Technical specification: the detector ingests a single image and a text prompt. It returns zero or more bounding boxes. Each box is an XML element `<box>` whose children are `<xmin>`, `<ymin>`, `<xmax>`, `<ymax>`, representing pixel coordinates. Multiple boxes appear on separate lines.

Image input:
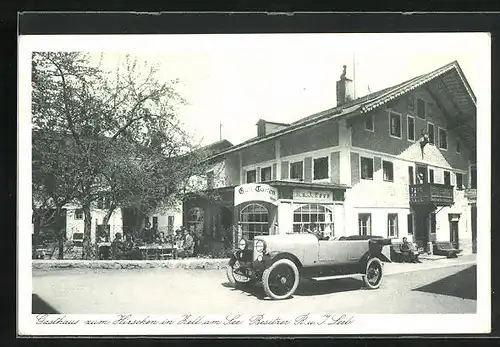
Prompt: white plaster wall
<box><xmin>146</xmin><ymin>202</ymin><xmax>183</xmax><ymax>235</ymax></box>
<box><xmin>65</xmin><ymin>207</ymin><xmax>123</xmax><ymax>243</ymax></box>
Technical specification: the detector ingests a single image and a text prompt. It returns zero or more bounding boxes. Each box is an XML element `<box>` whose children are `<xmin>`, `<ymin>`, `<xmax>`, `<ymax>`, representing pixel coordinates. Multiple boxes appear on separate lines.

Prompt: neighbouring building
<box><xmin>184</xmin><ymin>61</ymin><xmax>477</xmax><ymax>254</ymax></box>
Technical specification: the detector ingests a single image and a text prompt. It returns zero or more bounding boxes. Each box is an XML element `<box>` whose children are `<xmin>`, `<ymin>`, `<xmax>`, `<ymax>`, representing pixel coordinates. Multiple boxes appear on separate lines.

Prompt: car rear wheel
<box><xmin>226</xmin><ymin>261</ymin><xmax>253</xmax><ymax>286</ymax></box>
<box><xmin>362</xmin><ymin>257</ymin><xmax>383</xmax><ymax>289</ymax></box>
<box><xmin>262</xmin><ymin>259</ymin><xmax>300</xmax><ymax>300</ymax></box>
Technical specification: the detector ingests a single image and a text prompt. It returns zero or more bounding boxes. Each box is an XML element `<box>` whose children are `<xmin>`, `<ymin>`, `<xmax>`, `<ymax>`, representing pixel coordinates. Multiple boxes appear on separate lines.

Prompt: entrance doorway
<box><xmin>449</xmin><ymin>221</ymin><xmax>459</xmax><ymax>249</ymax></box>
<box><xmin>414</xmin><ymin>211</ymin><xmax>429</xmax><ymax>248</ymax></box>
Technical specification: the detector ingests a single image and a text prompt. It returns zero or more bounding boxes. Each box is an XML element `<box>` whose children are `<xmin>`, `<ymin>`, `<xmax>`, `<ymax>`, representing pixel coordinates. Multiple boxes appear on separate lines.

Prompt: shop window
<box><xmin>260</xmin><ymin>166</ymin><xmax>272</xmax><ymax>182</ymax></box>
<box><xmin>387</xmin><ymin>213</ymin><xmax>399</xmax><ymax>238</ymax></box>
<box><xmin>389</xmin><ymin>112</ymin><xmax>402</xmax><ymax>138</ymax></box>
<box><xmin>290</xmin><ymin>161</ymin><xmax>304</xmax><ymax>181</ymax></box>
<box><xmin>246</xmin><ymin>169</ymin><xmax>257</xmax><ymax>183</ymax></box>
<box><xmin>427</xmin><ymin>123</ymin><xmax>435</xmax><ymax>144</ymax></box>
<box><xmin>444</xmin><ymin>171</ymin><xmax>451</xmax><ymax>186</ymax></box>
<box><xmin>293</xmin><ymin>204</ymin><xmax>334</xmax><ymax>235</ymax></box>
<box><xmin>239</xmin><ymin>203</ymin><xmax>269</xmax><ymax>240</ymax></box>
<box><xmin>407</xmin><ymin>213</ymin><xmax>413</xmax><ymax>235</ymax></box>
<box><xmin>407</xmin><ymin>115</ymin><xmax>415</xmax><ymax>141</ymax></box>
<box><xmin>313</xmin><ymin>157</ymin><xmax>329</xmax><ymax>180</ymax></box>
<box><xmin>365</xmin><ymin>115</ymin><xmax>374</xmax><ymax>131</ymax></box>
<box><xmin>383</xmin><ymin>161</ymin><xmax>394</xmax><ymax>182</ymax></box>
<box><xmin>417</xmin><ymin>98</ymin><xmax>426</xmax><ymax>119</ymax></box>
<box><xmin>188</xmin><ymin>208</ymin><xmax>204</xmax><ymax>235</ymax></box>
<box><xmin>456</xmin><ymin>173</ymin><xmax>463</xmax><ymax>190</ymax></box>
<box><xmin>74</xmin><ymin>209</ymin><xmax>83</xmax><ymax>220</ymax></box>
<box><xmin>358</xmin><ymin>213</ymin><xmax>372</xmax><ymax>236</ymax></box>
<box><xmin>438</xmin><ymin>128</ymin><xmax>448</xmax><ymax>150</ymax></box>
<box><xmin>360</xmin><ymin>157</ymin><xmax>373</xmax><ymax>180</ymax></box>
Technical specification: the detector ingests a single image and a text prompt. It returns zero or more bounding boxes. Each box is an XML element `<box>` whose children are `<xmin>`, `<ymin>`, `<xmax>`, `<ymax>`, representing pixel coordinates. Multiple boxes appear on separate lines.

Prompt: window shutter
<box><xmin>351</xmin><ymin>152</ymin><xmax>360</xmax><ymax>185</ymax></box>
<box><xmin>330</xmin><ymin>152</ymin><xmax>340</xmax><ymax>184</ymax></box>
<box><xmin>374</xmin><ymin>156</ymin><xmax>382</xmax><ymax>172</ymax></box>
<box><xmin>281</xmin><ymin>161</ymin><xmax>289</xmax><ymax>179</ymax></box>
<box><xmin>272</xmin><ymin>163</ymin><xmax>277</xmax><ymax>180</ymax></box>
<box><xmin>304</xmin><ymin>157</ymin><xmax>312</xmax><ymax>182</ymax></box>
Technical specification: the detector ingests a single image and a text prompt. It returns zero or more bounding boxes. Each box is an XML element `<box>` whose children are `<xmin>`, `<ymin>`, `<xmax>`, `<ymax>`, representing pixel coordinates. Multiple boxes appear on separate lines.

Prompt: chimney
<box><xmin>336</xmin><ymin>65</ymin><xmax>355</xmax><ymax>106</ymax></box>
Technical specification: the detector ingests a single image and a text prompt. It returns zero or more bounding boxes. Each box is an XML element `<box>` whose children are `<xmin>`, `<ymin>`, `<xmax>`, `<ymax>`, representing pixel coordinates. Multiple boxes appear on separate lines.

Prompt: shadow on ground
<box><xmin>413</xmin><ymin>265</ymin><xmax>477</xmax><ymax>300</ymax></box>
<box><xmin>222</xmin><ymin>277</ymin><xmax>364</xmax><ymax>300</ymax></box>
<box><xmin>32</xmin><ymin>294</ymin><xmax>60</xmax><ymax>314</ymax></box>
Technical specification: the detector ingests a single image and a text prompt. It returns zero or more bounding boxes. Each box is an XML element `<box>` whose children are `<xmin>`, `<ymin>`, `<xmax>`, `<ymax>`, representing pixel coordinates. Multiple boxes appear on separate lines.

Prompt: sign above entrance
<box><xmin>293</xmin><ymin>189</ymin><xmax>333</xmax><ymax>203</ymax></box>
<box><xmin>234</xmin><ymin>183</ymin><xmax>278</xmax><ymax>206</ymax></box>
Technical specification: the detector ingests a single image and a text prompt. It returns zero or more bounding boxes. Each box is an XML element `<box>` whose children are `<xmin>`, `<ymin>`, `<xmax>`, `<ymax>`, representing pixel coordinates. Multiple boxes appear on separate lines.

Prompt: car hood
<box><xmin>254</xmin><ymin>233</ymin><xmax>317</xmax><ymax>254</ymax></box>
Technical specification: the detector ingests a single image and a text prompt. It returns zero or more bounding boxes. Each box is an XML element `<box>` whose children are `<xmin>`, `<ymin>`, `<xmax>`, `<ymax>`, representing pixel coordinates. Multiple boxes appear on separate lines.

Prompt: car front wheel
<box><xmin>262</xmin><ymin>258</ymin><xmax>300</xmax><ymax>300</ymax></box>
<box><xmin>362</xmin><ymin>257</ymin><xmax>383</xmax><ymax>289</ymax></box>
<box><xmin>226</xmin><ymin>262</ymin><xmax>253</xmax><ymax>286</ymax></box>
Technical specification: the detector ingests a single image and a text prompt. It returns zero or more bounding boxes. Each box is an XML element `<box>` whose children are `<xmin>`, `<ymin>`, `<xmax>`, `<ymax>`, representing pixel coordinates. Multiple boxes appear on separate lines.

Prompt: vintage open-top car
<box><xmin>226</xmin><ymin>233</ymin><xmax>392</xmax><ymax>300</ymax></box>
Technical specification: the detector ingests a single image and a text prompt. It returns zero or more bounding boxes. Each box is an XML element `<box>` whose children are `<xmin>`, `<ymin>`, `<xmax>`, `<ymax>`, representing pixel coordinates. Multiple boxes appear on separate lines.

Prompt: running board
<box><xmin>311</xmin><ymin>274</ymin><xmax>363</xmax><ymax>281</ymax></box>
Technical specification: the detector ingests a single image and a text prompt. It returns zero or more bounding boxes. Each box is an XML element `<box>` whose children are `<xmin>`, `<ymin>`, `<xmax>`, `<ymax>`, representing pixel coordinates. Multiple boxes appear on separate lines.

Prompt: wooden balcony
<box><xmin>465</xmin><ymin>188</ymin><xmax>477</xmax><ymax>203</ymax></box>
<box><xmin>409</xmin><ymin>183</ymin><xmax>454</xmax><ymax>206</ymax></box>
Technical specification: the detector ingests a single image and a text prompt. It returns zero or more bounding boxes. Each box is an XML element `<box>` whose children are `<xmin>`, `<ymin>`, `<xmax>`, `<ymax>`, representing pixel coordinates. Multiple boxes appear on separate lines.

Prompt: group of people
<box><xmin>142</xmin><ymin>223</ymin><xmax>198</xmax><ymax>258</ymax></box>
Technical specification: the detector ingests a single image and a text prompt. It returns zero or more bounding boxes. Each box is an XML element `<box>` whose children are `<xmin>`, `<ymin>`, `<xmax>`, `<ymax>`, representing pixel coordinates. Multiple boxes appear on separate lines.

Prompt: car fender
<box><xmin>265</xmin><ymin>251</ymin><xmax>303</xmax><ymax>269</ymax></box>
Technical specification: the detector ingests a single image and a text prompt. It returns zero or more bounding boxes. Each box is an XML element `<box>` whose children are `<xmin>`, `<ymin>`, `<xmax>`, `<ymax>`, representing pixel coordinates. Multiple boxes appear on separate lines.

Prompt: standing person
<box><xmin>179</xmin><ymin>228</ymin><xmax>194</xmax><ymax>258</ymax></box>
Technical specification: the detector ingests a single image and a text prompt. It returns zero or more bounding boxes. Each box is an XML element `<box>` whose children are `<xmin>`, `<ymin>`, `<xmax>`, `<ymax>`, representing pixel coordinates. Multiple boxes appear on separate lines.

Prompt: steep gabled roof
<box><xmin>208</xmin><ymin>61</ymin><xmax>476</xmax><ymax>159</ymax></box>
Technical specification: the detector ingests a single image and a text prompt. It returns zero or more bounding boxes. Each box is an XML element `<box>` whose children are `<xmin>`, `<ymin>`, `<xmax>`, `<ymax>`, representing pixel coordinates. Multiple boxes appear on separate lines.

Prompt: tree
<box><xmin>32</xmin><ymin>52</ymin><xmax>209</xmax><ymax>259</ymax></box>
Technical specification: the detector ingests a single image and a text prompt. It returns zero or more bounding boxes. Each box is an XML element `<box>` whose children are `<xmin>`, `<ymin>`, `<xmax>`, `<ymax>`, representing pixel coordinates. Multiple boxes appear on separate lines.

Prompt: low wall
<box><xmin>32</xmin><ymin>258</ymin><xmax>230</xmax><ymax>270</ymax></box>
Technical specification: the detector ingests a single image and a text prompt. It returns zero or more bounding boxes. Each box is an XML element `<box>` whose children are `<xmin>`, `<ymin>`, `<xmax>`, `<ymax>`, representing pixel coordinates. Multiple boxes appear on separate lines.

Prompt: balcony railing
<box><xmin>465</xmin><ymin>188</ymin><xmax>477</xmax><ymax>202</ymax></box>
<box><xmin>409</xmin><ymin>183</ymin><xmax>454</xmax><ymax>206</ymax></box>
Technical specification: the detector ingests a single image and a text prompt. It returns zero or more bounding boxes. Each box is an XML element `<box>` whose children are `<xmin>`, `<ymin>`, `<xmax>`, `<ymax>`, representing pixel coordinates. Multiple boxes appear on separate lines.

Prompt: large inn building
<box><xmin>184</xmin><ymin>61</ymin><xmax>477</xmax><ymax>254</ymax></box>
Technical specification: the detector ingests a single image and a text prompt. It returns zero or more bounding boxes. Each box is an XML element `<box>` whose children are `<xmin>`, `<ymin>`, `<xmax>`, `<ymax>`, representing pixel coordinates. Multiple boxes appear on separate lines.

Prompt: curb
<box><xmin>32</xmin><ymin>258</ymin><xmax>230</xmax><ymax>270</ymax></box>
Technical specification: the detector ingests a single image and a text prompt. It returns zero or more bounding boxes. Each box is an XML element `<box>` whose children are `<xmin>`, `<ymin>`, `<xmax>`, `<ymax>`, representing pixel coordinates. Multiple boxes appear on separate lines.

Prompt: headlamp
<box><xmin>255</xmin><ymin>240</ymin><xmax>265</xmax><ymax>253</ymax></box>
<box><xmin>238</xmin><ymin>238</ymin><xmax>247</xmax><ymax>250</ymax></box>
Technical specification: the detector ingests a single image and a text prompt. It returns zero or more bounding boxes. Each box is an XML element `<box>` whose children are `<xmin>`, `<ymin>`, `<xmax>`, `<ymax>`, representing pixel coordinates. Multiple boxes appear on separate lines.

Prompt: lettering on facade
<box><xmin>292</xmin><ymin>189</ymin><xmax>333</xmax><ymax>203</ymax></box>
<box><xmin>234</xmin><ymin>183</ymin><xmax>278</xmax><ymax>206</ymax></box>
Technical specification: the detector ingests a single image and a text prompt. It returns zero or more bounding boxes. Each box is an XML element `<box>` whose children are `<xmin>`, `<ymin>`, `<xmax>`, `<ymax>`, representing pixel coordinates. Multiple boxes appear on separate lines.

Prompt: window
<box><xmin>152</xmin><ymin>216</ymin><xmax>158</xmax><ymax>230</ymax></box>
<box><xmin>290</xmin><ymin>161</ymin><xmax>304</xmax><ymax>181</ymax></box>
<box><xmin>456</xmin><ymin>141</ymin><xmax>461</xmax><ymax>153</ymax></box>
<box><xmin>167</xmin><ymin>216</ymin><xmax>174</xmax><ymax>232</ymax></box>
<box><xmin>429</xmin><ymin>169</ymin><xmax>434</xmax><ymax>183</ymax></box>
<box><xmin>360</xmin><ymin>157</ymin><xmax>374</xmax><ymax>180</ymax></box>
<box><xmin>444</xmin><ymin>171</ymin><xmax>451</xmax><ymax>185</ymax></box>
<box><xmin>383</xmin><ymin>161</ymin><xmax>394</xmax><ymax>182</ymax></box>
<box><xmin>389</xmin><ymin>112</ymin><xmax>402</xmax><ymax>138</ymax></box>
<box><xmin>408</xmin><ymin>166</ymin><xmax>414</xmax><ymax>185</ymax></box>
<box><xmin>358</xmin><ymin>214</ymin><xmax>372</xmax><ymax>236</ymax></box>
<box><xmin>97</xmin><ymin>195</ymin><xmax>111</xmax><ymax>210</ymax></box>
<box><xmin>246</xmin><ymin>169</ymin><xmax>257</xmax><ymax>183</ymax></box>
<box><xmin>240</xmin><ymin>203</ymin><xmax>269</xmax><ymax>240</ymax></box>
<box><xmin>207</xmin><ymin>171</ymin><xmax>215</xmax><ymax>189</ymax></box>
<box><xmin>293</xmin><ymin>204</ymin><xmax>334</xmax><ymax>235</ymax></box>
<box><xmin>407</xmin><ymin>116</ymin><xmax>415</xmax><ymax>141</ymax></box>
<box><xmin>365</xmin><ymin>115</ymin><xmax>374</xmax><ymax>131</ymax></box>
<box><xmin>144</xmin><ymin>216</ymin><xmax>150</xmax><ymax>227</ymax></box>
<box><xmin>456</xmin><ymin>173</ymin><xmax>463</xmax><ymax>190</ymax></box>
<box><xmin>427</xmin><ymin>123</ymin><xmax>435</xmax><ymax>144</ymax></box>
<box><xmin>438</xmin><ymin>128</ymin><xmax>448</xmax><ymax>150</ymax></box>
<box><xmin>387</xmin><ymin>213</ymin><xmax>399</xmax><ymax>238</ymax></box>
<box><xmin>407</xmin><ymin>214</ymin><xmax>413</xmax><ymax>235</ymax></box>
<box><xmin>260</xmin><ymin>166</ymin><xmax>272</xmax><ymax>182</ymax></box>
<box><xmin>72</xmin><ymin>232</ymin><xmax>83</xmax><ymax>240</ymax></box>
<box><xmin>74</xmin><ymin>209</ymin><xmax>83</xmax><ymax>220</ymax></box>
<box><xmin>416</xmin><ymin>166</ymin><xmax>427</xmax><ymax>184</ymax></box>
<box><xmin>313</xmin><ymin>157</ymin><xmax>329</xmax><ymax>180</ymax></box>
<box><xmin>417</xmin><ymin>98</ymin><xmax>426</xmax><ymax>119</ymax></box>
<box><xmin>188</xmin><ymin>208</ymin><xmax>204</xmax><ymax>235</ymax></box>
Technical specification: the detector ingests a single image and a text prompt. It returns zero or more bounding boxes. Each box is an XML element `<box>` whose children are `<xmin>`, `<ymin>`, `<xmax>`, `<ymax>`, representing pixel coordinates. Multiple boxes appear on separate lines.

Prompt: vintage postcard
<box><xmin>18</xmin><ymin>30</ymin><xmax>491</xmax><ymax>336</ymax></box>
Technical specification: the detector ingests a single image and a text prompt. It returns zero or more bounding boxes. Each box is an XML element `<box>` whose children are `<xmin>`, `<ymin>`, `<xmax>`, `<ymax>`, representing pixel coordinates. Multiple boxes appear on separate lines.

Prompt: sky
<box><xmin>25</xmin><ymin>33</ymin><xmax>489</xmax><ymax>146</ymax></box>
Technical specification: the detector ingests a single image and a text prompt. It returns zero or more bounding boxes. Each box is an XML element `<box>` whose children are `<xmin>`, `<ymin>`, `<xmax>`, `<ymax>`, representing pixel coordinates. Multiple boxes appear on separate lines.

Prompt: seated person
<box><xmin>177</xmin><ymin>230</ymin><xmax>194</xmax><ymax>258</ymax></box>
<box><xmin>401</xmin><ymin>237</ymin><xmax>420</xmax><ymax>263</ymax></box>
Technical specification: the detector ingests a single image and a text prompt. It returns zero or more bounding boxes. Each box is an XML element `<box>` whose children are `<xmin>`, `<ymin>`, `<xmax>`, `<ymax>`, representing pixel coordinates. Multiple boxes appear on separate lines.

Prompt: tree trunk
<box><xmin>82</xmin><ymin>204</ymin><xmax>93</xmax><ymax>259</ymax></box>
<box><xmin>102</xmin><ymin>204</ymin><xmax>117</xmax><ymax>238</ymax></box>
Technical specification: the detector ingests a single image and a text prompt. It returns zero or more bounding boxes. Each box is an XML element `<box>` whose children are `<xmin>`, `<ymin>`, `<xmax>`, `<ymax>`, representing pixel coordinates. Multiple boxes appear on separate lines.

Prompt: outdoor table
<box><xmin>138</xmin><ymin>244</ymin><xmax>178</xmax><ymax>260</ymax></box>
